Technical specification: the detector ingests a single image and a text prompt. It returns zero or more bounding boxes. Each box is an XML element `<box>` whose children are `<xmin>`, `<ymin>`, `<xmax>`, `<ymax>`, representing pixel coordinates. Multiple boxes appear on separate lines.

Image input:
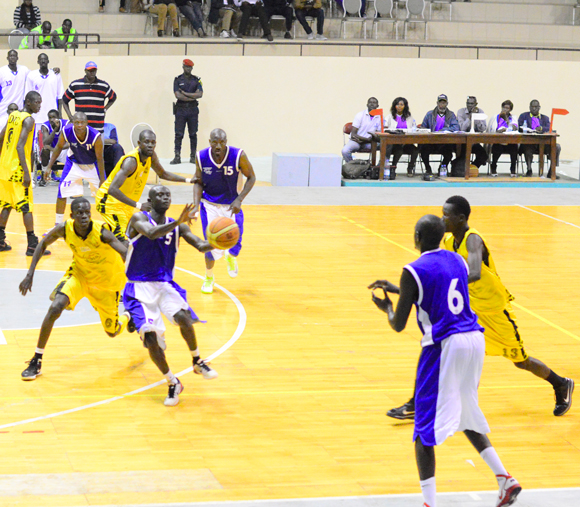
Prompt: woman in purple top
<box><xmin>384</xmin><ymin>97</ymin><xmax>419</xmax><ymax>178</ymax></box>
<box><xmin>487</xmin><ymin>100</ymin><xmax>519</xmax><ymax>177</ymax></box>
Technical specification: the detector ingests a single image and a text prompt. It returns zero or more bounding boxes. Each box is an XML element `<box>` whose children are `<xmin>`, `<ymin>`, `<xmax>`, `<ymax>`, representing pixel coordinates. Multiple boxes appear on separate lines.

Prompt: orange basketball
<box><xmin>207</xmin><ymin>217</ymin><xmax>240</xmax><ymax>250</ymax></box>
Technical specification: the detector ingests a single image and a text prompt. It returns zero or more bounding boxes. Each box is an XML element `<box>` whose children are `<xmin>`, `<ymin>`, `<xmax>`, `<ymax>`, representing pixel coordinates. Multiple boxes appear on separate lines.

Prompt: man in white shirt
<box><xmin>342</xmin><ymin>97</ymin><xmax>381</xmax><ymax>162</ymax></box>
<box><xmin>0</xmin><ymin>50</ymin><xmax>29</xmax><ymax>128</ymax></box>
<box><xmin>25</xmin><ymin>53</ymin><xmax>64</xmax><ymax>125</ymax></box>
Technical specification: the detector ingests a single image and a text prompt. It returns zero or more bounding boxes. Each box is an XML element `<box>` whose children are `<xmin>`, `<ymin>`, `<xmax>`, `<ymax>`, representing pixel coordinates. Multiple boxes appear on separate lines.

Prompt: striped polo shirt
<box><xmin>63</xmin><ymin>77</ymin><xmax>116</xmax><ymax>132</ymax></box>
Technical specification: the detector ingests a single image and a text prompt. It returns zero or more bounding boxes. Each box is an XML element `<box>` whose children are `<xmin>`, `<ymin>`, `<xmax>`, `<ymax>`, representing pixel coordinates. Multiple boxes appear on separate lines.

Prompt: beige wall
<box><xmin>12</xmin><ymin>51</ymin><xmax>578</xmax><ymax>159</ymax></box>
<box><xmin>2</xmin><ymin>1</ymin><xmax>20</xmax><ymax>31</ymax></box>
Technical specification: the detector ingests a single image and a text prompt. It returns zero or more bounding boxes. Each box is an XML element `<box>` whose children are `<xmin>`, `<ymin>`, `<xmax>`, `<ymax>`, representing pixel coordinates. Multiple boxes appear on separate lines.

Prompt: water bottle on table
<box><xmin>440</xmin><ymin>164</ymin><xmax>447</xmax><ymax>178</ymax></box>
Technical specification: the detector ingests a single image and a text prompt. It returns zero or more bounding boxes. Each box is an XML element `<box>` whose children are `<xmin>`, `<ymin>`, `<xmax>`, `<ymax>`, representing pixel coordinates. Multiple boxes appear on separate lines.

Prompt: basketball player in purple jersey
<box><xmin>44</xmin><ymin>111</ymin><xmax>105</xmax><ymax>227</ymax></box>
<box><xmin>369</xmin><ymin>215</ymin><xmax>521</xmax><ymax>507</ymax></box>
<box><xmin>124</xmin><ymin>185</ymin><xmax>217</xmax><ymax>407</ymax></box>
<box><xmin>192</xmin><ymin>128</ymin><xmax>256</xmax><ymax>294</ymax></box>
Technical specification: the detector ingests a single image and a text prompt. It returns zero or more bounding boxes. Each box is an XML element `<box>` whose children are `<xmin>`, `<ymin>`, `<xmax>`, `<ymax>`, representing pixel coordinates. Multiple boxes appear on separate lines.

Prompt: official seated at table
<box><xmin>487</xmin><ymin>99</ymin><xmax>519</xmax><ymax>178</ymax></box>
<box><xmin>518</xmin><ymin>99</ymin><xmax>561</xmax><ymax>178</ymax></box>
<box><xmin>419</xmin><ymin>94</ymin><xmax>459</xmax><ymax>176</ymax></box>
<box><xmin>341</xmin><ymin>97</ymin><xmax>381</xmax><ymax>163</ymax></box>
<box><xmin>385</xmin><ymin>97</ymin><xmax>419</xmax><ymax>178</ymax></box>
<box><xmin>455</xmin><ymin>95</ymin><xmax>488</xmax><ymax>175</ymax></box>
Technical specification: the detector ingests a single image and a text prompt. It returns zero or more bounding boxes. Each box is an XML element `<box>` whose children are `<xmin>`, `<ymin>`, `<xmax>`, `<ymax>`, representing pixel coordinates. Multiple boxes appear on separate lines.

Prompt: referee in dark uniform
<box><xmin>170</xmin><ymin>58</ymin><xmax>203</xmax><ymax>165</ymax></box>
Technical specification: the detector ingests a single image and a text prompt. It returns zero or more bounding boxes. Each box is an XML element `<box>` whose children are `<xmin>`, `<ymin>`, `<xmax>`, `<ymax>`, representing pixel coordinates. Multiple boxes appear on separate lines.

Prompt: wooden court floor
<box><xmin>0</xmin><ymin>203</ymin><xmax>579</xmax><ymax>507</ymax></box>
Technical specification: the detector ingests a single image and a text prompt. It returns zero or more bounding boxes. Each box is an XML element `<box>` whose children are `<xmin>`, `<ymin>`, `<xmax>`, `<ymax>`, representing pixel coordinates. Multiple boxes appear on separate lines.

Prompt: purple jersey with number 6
<box><xmin>197</xmin><ymin>146</ymin><xmax>242</xmax><ymax>205</ymax></box>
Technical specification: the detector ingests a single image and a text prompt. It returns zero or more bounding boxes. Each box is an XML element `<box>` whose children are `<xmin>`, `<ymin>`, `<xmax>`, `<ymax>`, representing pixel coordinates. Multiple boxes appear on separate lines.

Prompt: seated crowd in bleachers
<box><xmin>343</xmin><ymin>94</ymin><xmax>561</xmax><ymax>179</ymax></box>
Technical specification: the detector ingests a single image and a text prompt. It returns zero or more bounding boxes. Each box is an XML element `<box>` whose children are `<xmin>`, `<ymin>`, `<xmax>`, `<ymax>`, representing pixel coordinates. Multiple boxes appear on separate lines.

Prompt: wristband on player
<box><xmin>136</xmin><ymin>202</ymin><xmax>143</xmax><ymax>210</ymax></box>
<box><xmin>185</xmin><ymin>177</ymin><xmax>193</xmax><ymax>184</ymax></box>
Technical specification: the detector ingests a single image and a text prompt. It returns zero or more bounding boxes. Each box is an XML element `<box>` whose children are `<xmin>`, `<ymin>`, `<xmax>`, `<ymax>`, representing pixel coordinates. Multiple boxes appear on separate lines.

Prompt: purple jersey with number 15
<box><xmin>197</xmin><ymin>145</ymin><xmax>242</xmax><ymax>205</ymax></box>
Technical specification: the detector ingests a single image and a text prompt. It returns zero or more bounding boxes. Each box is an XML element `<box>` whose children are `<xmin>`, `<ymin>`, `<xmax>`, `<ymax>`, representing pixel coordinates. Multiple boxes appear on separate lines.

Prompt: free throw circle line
<box><xmin>0</xmin><ymin>268</ymin><xmax>246</xmax><ymax>430</ymax></box>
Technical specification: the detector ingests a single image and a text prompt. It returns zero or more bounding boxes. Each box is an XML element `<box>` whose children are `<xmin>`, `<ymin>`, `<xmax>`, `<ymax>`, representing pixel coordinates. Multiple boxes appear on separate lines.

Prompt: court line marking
<box><xmin>0</xmin><ymin>268</ymin><xmax>246</xmax><ymax>430</ymax></box>
<box><xmin>54</xmin><ymin>486</ymin><xmax>580</xmax><ymax>506</ymax></box>
<box><xmin>516</xmin><ymin>204</ymin><xmax>580</xmax><ymax>229</ymax></box>
<box><xmin>343</xmin><ymin>215</ymin><xmax>580</xmax><ymax>343</ymax></box>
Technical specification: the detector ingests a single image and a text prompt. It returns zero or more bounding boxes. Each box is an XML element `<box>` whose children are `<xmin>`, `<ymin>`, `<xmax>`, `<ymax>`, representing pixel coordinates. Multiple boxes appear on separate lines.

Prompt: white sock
<box><xmin>190</xmin><ymin>348</ymin><xmax>199</xmax><ymax>358</ymax></box>
<box><xmin>55</xmin><ymin>213</ymin><xmax>64</xmax><ymax>225</ymax></box>
<box><xmin>164</xmin><ymin>370</ymin><xmax>177</xmax><ymax>385</ymax></box>
<box><xmin>206</xmin><ymin>268</ymin><xmax>214</xmax><ymax>279</ymax></box>
<box><xmin>480</xmin><ymin>447</ymin><xmax>508</xmax><ymax>480</ymax></box>
<box><xmin>419</xmin><ymin>477</ymin><xmax>436</xmax><ymax>507</ymax></box>
<box><xmin>35</xmin><ymin>347</ymin><xmax>45</xmax><ymax>355</ymax></box>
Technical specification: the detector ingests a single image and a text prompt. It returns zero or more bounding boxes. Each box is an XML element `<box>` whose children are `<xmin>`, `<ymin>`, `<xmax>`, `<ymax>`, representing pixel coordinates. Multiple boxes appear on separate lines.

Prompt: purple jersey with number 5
<box><xmin>125</xmin><ymin>212</ymin><xmax>179</xmax><ymax>282</ymax></box>
<box><xmin>197</xmin><ymin>146</ymin><xmax>242</xmax><ymax>205</ymax></box>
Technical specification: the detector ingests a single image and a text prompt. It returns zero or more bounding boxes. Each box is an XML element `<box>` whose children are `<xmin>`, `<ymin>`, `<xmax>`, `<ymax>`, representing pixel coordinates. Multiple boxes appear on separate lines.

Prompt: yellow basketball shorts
<box><xmin>0</xmin><ymin>179</ymin><xmax>33</xmax><ymax>213</ymax></box>
<box><xmin>96</xmin><ymin>201</ymin><xmax>134</xmax><ymax>241</ymax></box>
<box><xmin>479</xmin><ymin>303</ymin><xmax>528</xmax><ymax>362</ymax></box>
<box><xmin>51</xmin><ymin>268</ymin><xmax>122</xmax><ymax>335</ymax></box>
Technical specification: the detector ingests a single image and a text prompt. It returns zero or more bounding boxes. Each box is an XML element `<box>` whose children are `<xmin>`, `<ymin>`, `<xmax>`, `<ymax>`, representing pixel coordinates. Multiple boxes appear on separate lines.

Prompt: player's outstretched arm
<box><xmin>370</xmin><ymin>269</ymin><xmax>418</xmax><ymax>333</ymax></box>
<box><xmin>191</xmin><ymin>156</ymin><xmax>203</xmax><ymax>218</ymax></box>
<box><xmin>151</xmin><ymin>151</ymin><xmax>192</xmax><ymax>184</ymax></box>
<box><xmin>19</xmin><ymin>224</ymin><xmax>66</xmax><ymax>295</ymax></box>
<box><xmin>178</xmin><ymin>223</ymin><xmax>212</xmax><ymax>252</ymax></box>
<box><xmin>465</xmin><ymin>234</ymin><xmax>484</xmax><ymax>283</ymax></box>
<box><xmin>107</xmin><ymin>157</ymin><xmax>153</xmax><ymax>210</ymax></box>
<box><xmin>228</xmin><ymin>151</ymin><xmax>256</xmax><ymax>214</ymax></box>
<box><xmin>101</xmin><ymin>227</ymin><xmax>128</xmax><ymax>261</ymax></box>
<box><xmin>94</xmin><ymin>135</ymin><xmax>106</xmax><ymax>185</ymax></box>
<box><xmin>131</xmin><ymin>204</ymin><xmax>195</xmax><ymax>240</ymax></box>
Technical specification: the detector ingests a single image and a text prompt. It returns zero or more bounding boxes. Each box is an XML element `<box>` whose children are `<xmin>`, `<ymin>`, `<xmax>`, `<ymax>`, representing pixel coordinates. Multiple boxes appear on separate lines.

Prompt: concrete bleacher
<box><xmin>4</xmin><ymin>0</ymin><xmax>576</xmax><ymax>45</ymax></box>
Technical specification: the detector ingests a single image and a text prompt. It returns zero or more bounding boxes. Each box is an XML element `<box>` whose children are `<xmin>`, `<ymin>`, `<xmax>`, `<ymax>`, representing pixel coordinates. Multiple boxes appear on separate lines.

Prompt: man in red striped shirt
<box><xmin>62</xmin><ymin>61</ymin><xmax>116</xmax><ymax>133</ymax></box>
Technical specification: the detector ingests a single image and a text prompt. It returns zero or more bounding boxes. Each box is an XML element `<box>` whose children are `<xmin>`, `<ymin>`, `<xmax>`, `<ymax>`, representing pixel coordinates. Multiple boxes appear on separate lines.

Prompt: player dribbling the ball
<box><xmin>192</xmin><ymin>128</ymin><xmax>256</xmax><ymax>294</ymax></box>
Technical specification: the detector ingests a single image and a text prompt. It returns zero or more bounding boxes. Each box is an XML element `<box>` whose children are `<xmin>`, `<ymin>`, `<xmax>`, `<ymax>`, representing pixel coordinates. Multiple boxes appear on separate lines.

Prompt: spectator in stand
<box><xmin>99</xmin><ymin>0</ymin><xmax>130</xmax><ymax>12</ymax></box>
<box><xmin>294</xmin><ymin>0</ymin><xmax>327</xmax><ymax>40</ymax></box>
<box><xmin>13</xmin><ymin>0</ymin><xmax>42</xmax><ymax>32</ymax></box>
<box><xmin>0</xmin><ymin>51</ymin><xmax>29</xmax><ymax>128</ymax></box>
<box><xmin>385</xmin><ymin>97</ymin><xmax>418</xmax><ymax>177</ymax></box>
<box><xmin>62</xmin><ymin>61</ymin><xmax>117</xmax><ymax>133</ymax></box>
<box><xmin>103</xmin><ymin>122</ymin><xmax>125</xmax><ymax>177</ymax></box>
<box><xmin>143</xmin><ymin>0</ymin><xmax>181</xmax><ymax>36</ymax></box>
<box><xmin>52</xmin><ymin>19</ymin><xmax>79</xmax><ymax>49</ymax></box>
<box><xmin>19</xmin><ymin>20</ymin><xmax>53</xmax><ymax>49</ymax></box>
<box><xmin>456</xmin><ymin>95</ymin><xmax>488</xmax><ymax>174</ymax></box>
<box><xmin>518</xmin><ymin>99</ymin><xmax>561</xmax><ymax>178</ymax></box>
<box><xmin>342</xmin><ymin>97</ymin><xmax>381</xmax><ymax>163</ymax></box>
<box><xmin>420</xmin><ymin>94</ymin><xmax>459</xmax><ymax>175</ymax></box>
<box><xmin>238</xmin><ymin>0</ymin><xmax>273</xmax><ymax>41</ymax></box>
<box><xmin>264</xmin><ymin>0</ymin><xmax>293</xmax><ymax>39</ymax></box>
<box><xmin>487</xmin><ymin>100</ymin><xmax>519</xmax><ymax>178</ymax></box>
<box><xmin>25</xmin><ymin>53</ymin><xmax>64</xmax><ymax>125</ymax></box>
<box><xmin>209</xmin><ymin>0</ymin><xmax>242</xmax><ymax>38</ymax></box>
<box><xmin>177</xmin><ymin>0</ymin><xmax>206</xmax><ymax>37</ymax></box>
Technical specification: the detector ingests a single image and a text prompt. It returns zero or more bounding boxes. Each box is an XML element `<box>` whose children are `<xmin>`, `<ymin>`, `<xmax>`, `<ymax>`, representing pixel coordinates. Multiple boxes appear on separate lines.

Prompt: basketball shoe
<box><xmin>164</xmin><ymin>378</ymin><xmax>183</xmax><ymax>406</ymax></box>
<box><xmin>225</xmin><ymin>251</ymin><xmax>238</xmax><ymax>278</ymax></box>
<box><xmin>193</xmin><ymin>359</ymin><xmax>218</xmax><ymax>379</ymax></box>
<box><xmin>201</xmin><ymin>275</ymin><xmax>214</xmax><ymax>294</ymax></box>
<box><xmin>496</xmin><ymin>474</ymin><xmax>521</xmax><ymax>507</ymax></box>
<box><xmin>22</xmin><ymin>356</ymin><xmax>42</xmax><ymax>380</ymax></box>
<box><xmin>386</xmin><ymin>398</ymin><xmax>415</xmax><ymax>420</ymax></box>
<box><xmin>554</xmin><ymin>378</ymin><xmax>574</xmax><ymax>416</ymax></box>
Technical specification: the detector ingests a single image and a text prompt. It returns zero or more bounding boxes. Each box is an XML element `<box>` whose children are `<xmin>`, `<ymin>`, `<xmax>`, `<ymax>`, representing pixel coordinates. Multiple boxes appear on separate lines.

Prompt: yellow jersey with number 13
<box><xmin>443</xmin><ymin>228</ymin><xmax>513</xmax><ymax>314</ymax></box>
<box><xmin>0</xmin><ymin>111</ymin><xmax>33</xmax><ymax>181</ymax></box>
<box><xmin>95</xmin><ymin>148</ymin><xmax>151</xmax><ymax>212</ymax></box>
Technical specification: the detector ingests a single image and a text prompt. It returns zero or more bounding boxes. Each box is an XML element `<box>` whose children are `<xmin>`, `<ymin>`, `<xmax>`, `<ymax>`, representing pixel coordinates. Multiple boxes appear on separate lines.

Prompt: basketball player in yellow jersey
<box><xmin>0</xmin><ymin>91</ymin><xmax>50</xmax><ymax>256</ymax></box>
<box><xmin>96</xmin><ymin>130</ymin><xmax>194</xmax><ymax>241</ymax></box>
<box><xmin>442</xmin><ymin>195</ymin><xmax>573</xmax><ymax>415</ymax></box>
<box><xmin>18</xmin><ymin>197</ymin><xmax>131</xmax><ymax>381</ymax></box>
